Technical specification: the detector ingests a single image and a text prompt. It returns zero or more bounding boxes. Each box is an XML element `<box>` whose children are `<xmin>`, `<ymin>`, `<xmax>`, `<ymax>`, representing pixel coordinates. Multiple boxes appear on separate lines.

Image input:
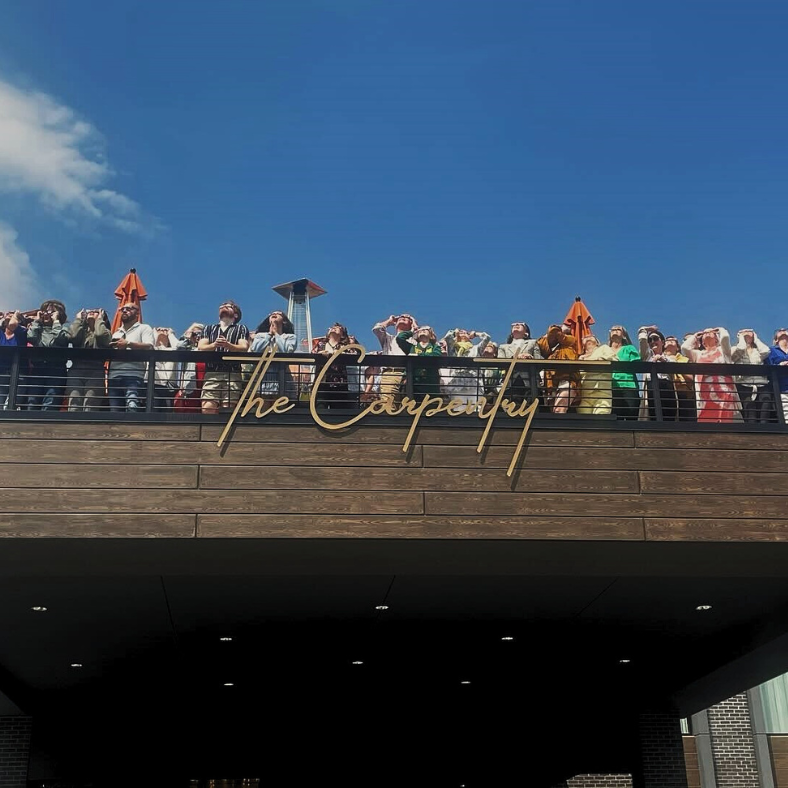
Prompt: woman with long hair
<box><xmin>250</xmin><ymin>310</ymin><xmax>297</xmax><ymax>403</ymax></box>
<box><xmin>312</xmin><ymin>322</ymin><xmax>360</xmax><ymax>409</ymax></box>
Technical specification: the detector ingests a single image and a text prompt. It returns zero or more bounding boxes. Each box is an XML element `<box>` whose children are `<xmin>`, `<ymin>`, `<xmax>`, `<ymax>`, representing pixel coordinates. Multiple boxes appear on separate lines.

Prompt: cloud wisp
<box><xmin>0</xmin><ymin>222</ymin><xmax>39</xmax><ymax>309</ymax></box>
<box><xmin>0</xmin><ymin>78</ymin><xmax>154</xmax><ymax>234</ymax></box>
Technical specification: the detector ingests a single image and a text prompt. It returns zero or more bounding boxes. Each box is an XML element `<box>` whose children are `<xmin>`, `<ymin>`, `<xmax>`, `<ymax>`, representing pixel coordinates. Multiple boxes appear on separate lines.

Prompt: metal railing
<box><xmin>0</xmin><ymin>345</ymin><xmax>786</xmax><ymax>428</ymax></box>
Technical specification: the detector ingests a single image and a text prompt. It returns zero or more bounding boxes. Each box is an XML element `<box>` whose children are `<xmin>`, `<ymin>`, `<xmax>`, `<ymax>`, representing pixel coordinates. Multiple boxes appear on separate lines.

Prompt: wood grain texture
<box><xmin>0</xmin><ymin>464</ymin><xmax>197</xmax><ymax>488</ymax></box>
<box><xmin>640</xmin><ymin>471</ymin><xmax>788</xmax><ymax>495</ymax></box>
<box><xmin>201</xmin><ymin>423</ymin><xmax>635</xmax><ymax>447</ymax></box>
<box><xmin>197</xmin><ymin>514</ymin><xmax>645</xmax><ymax>540</ymax></box>
<box><xmin>426</xmin><ymin>491</ymin><xmax>788</xmax><ymax>519</ymax></box>
<box><xmin>0</xmin><ymin>423</ymin><xmax>200</xmax><ymax>441</ymax></box>
<box><xmin>645</xmin><ymin>519</ymin><xmax>788</xmax><ymax>542</ymax></box>
<box><xmin>424</xmin><ymin>445</ymin><xmax>788</xmax><ymax>472</ymax></box>
<box><xmin>0</xmin><ymin>440</ymin><xmax>422</xmax><ymax>467</ymax></box>
<box><xmin>0</xmin><ymin>489</ymin><xmax>424</xmax><ymax>515</ymax></box>
<box><xmin>0</xmin><ymin>514</ymin><xmax>196</xmax><ymax>538</ymax></box>
<box><xmin>636</xmin><ymin>432</ymin><xmax>788</xmax><ymax>450</ymax></box>
<box><xmin>199</xmin><ymin>466</ymin><xmax>639</xmax><ymax>494</ymax></box>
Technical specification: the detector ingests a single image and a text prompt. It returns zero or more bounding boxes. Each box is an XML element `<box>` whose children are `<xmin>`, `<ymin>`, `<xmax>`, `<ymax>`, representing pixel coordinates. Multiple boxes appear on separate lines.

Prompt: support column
<box><xmin>0</xmin><ymin>716</ymin><xmax>32</xmax><ymax>788</ymax></box>
<box><xmin>706</xmin><ymin>693</ymin><xmax>761</xmax><ymax>788</ymax></box>
<box><xmin>634</xmin><ymin>711</ymin><xmax>689</xmax><ymax>788</ymax></box>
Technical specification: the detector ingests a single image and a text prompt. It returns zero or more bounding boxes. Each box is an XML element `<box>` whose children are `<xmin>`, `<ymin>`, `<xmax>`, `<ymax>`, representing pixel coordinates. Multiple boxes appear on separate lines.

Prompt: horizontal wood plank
<box><xmin>0</xmin><ymin>440</ymin><xmax>422</xmax><ymax>467</ymax></box>
<box><xmin>197</xmin><ymin>514</ymin><xmax>644</xmax><ymax>539</ymax></box>
<box><xmin>425</xmin><ymin>492</ymin><xmax>788</xmax><ymax>519</ymax></box>
<box><xmin>201</xmin><ymin>423</ymin><xmax>635</xmax><ymax>447</ymax></box>
<box><xmin>0</xmin><ymin>489</ymin><xmax>424</xmax><ymax>515</ymax></box>
<box><xmin>636</xmin><ymin>432</ymin><xmax>788</xmax><ymax>450</ymax></box>
<box><xmin>0</xmin><ymin>464</ymin><xmax>197</xmax><ymax>488</ymax></box>
<box><xmin>0</xmin><ymin>514</ymin><xmax>196</xmax><ymax>538</ymax></box>
<box><xmin>0</xmin><ymin>422</ymin><xmax>200</xmax><ymax>441</ymax></box>
<box><xmin>645</xmin><ymin>519</ymin><xmax>788</xmax><ymax>542</ymax></box>
<box><xmin>424</xmin><ymin>445</ymin><xmax>788</xmax><ymax>472</ymax></box>
<box><xmin>640</xmin><ymin>471</ymin><xmax>788</xmax><ymax>495</ymax></box>
<box><xmin>199</xmin><ymin>466</ymin><xmax>639</xmax><ymax>494</ymax></box>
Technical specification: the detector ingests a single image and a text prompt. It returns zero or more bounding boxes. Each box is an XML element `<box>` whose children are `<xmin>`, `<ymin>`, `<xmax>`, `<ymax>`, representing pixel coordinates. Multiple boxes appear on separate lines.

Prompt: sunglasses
<box><xmin>120</xmin><ymin>306</ymin><xmax>137</xmax><ymax>312</ymax></box>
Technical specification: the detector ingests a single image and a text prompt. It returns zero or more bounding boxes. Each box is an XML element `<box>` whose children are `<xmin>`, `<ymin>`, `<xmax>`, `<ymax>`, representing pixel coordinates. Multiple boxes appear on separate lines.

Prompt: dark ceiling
<box><xmin>4</xmin><ymin>538</ymin><xmax>788</xmax><ymax>787</ymax></box>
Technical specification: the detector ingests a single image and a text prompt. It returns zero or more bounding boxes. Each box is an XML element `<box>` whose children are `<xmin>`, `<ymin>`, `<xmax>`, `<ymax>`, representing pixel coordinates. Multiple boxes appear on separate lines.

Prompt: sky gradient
<box><xmin>0</xmin><ymin>0</ymin><xmax>786</xmax><ymax>343</ymax></box>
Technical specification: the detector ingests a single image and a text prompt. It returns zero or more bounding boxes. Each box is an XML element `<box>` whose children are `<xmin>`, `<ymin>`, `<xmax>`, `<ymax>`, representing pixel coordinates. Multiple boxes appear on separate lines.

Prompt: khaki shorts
<box><xmin>201</xmin><ymin>370</ymin><xmax>243</xmax><ymax>407</ymax></box>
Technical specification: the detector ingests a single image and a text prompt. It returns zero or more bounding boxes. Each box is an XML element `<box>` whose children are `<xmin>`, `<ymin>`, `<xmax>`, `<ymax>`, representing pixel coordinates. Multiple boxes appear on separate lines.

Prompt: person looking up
<box><xmin>732</xmin><ymin>329</ymin><xmax>771</xmax><ymax>423</ymax></box>
<box><xmin>663</xmin><ymin>335</ymin><xmax>695</xmax><ymax>421</ymax></box>
<box><xmin>312</xmin><ymin>322</ymin><xmax>360</xmax><ymax>409</ymax></box>
<box><xmin>608</xmin><ymin>325</ymin><xmax>640</xmax><ymax>420</ymax></box>
<box><xmin>0</xmin><ymin>311</ymin><xmax>28</xmax><ymax>410</ymax></box>
<box><xmin>765</xmin><ymin>328</ymin><xmax>788</xmax><ymax>420</ymax></box>
<box><xmin>577</xmin><ymin>335</ymin><xmax>616</xmax><ymax>415</ymax></box>
<box><xmin>250</xmin><ymin>310</ymin><xmax>297</xmax><ymax>405</ymax></box>
<box><xmin>637</xmin><ymin>326</ymin><xmax>678</xmax><ymax>421</ymax></box>
<box><xmin>499</xmin><ymin>321</ymin><xmax>543</xmax><ymax>404</ymax></box>
<box><xmin>682</xmin><ymin>327</ymin><xmax>741</xmax><ymax>423</ymax></box>
<box><xmin>26</xmin><ymin>300</ymin><xmax>70</xmax><ymax>410</ymax></box>
<box><xmin>536</xmin><ymin>324</ymin><xmax>578</xmax><ymax>414</ymax></box>
<box><xmin>67</xmin><ymin>308</ymin><xmax>111</xmax><ymax>412</ymax></box>
<box><xmin>372</xmin><ymin>313</ymin><xmax>416</xmax><ymax>406</ymax></box>
<box><xmin>198</xmin><ymin>301</ymin><xmax>250</xmax><ymax>414</ymax></box>
<box><xmin>397</xmin><ymin>325</ymin><xmax>443</xmax><ymax>396</ymax></box>
<box><xmin>108</xmin><ymin>302</ymin><xmax>155</xmax><ymax>412</ymax></box>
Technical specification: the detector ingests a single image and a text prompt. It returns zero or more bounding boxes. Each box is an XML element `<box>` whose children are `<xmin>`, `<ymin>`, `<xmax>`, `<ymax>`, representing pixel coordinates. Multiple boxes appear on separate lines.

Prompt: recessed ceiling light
<box><xmin>31</xmin><ymin>606</ymin><xmax>47</xmax><ymax>612</ymax></box>
<box><xmin>351</xmin><ymin>660</ymin><xmax>364</xmax><ymax>665</ymax></box>
<box><xmin>501</xmin><ymin>636</ymin><xmax>514</xmax><ymax>641</ymax></box>
<box><xmin>219</xmin><ymin>637</ymin><xmax>233</xmax><ymax>641</ymax></box>
<box><xmin>223</xmin><ymin>682</ymin><xmax>234</xmax><ymax>687</ymax></box>
<box><xmin>70</xmin><ymin>663</ymin><xmax>83</xmax><ymax>668</ymax></box>
<box><xmin>619</xmin><ymin>659</ymin><xmax>631</xmax><ymax>664</ymax></box>
<box><xmin>375</xmin><ymin>605</ymin><xmax>389</xmax><ymax>611</ymax></box>
<box><xmin>696</xmin><ymin>604</ymin><xmax>712</xmax><ymax>611</ymax></box>
<box><xmin>460</xmin><ymin>680</ymin><xmax>471</xmax><ymax>685</ymax></box>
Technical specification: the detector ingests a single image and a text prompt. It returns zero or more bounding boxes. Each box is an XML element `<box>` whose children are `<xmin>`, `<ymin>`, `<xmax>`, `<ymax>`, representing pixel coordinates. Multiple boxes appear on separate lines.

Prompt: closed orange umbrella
<box><xmin>111</xmin><ymin>268</ymin><xmax>148</xmax><ymax>332</ymax></box>
<box><xmin>563</xmin><ymin>296</ymin><xmax>595</xmax><ymax>355</ymax></box>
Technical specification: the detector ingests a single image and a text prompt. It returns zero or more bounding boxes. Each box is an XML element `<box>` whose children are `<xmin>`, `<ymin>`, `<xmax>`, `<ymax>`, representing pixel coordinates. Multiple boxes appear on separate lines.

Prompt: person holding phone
<box><xmin>67</xmin><ymin>307</ymin><xmax>111</xmax><ymax>411</ymax></box>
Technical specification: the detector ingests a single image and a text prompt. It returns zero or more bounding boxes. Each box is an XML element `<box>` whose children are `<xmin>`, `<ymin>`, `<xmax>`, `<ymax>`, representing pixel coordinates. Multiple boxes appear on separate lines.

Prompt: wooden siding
<box><xmin>0</xmin><ymin>421</ymin><xmax>785</xmax><ymax>539</ymax></box>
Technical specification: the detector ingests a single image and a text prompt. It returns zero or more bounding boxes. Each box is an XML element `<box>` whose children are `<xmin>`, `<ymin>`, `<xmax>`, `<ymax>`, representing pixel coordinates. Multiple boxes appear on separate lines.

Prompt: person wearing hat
<box><xmin>765</xmin><ymin>328</ymin><xmax>788</xmax><ymax>420</ymax></box>
<box><xmin>637</xmin><ymin>325</ymin><xmax>678</xmax><ymax>421</ymax></box>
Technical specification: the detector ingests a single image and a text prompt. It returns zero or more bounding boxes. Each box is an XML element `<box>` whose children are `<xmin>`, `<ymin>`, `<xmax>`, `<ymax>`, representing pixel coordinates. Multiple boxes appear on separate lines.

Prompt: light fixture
<box><xmin>460</xmin><ymin>680</ymin><xmax>471</xmax><ymax>685</ymax></box>
<box><xmin>696</xmin><ymin>604</ymin><xmax>712</xmax><ymax>611</ymax></box>
<box><xmin>501</xmin><ymin>636</ymin><xmax>514</xmax><ymax>641</ymax></box>
<box><xmin>375</xmin><ymin>605</ymin><xmax>389</xmax><ymax>611</ymax></box>
<box><xmin>619</xmin><ymin>659</ymin><xmax>631</xmax><ymax>664</ymax></box>
<box><xmin>220</xmin><ymin>637</ymin><xmax>233</xmax><ymax>641</ymax></box>
<box><xmin>223</xmin><ymin>682</ymin><xmax>234</xmax><ymax>687</ymax></box>
<box><xmin>70</xmin><ymin>663</ymin><xmax>83</xmax><ymax>668</ymax></box>
<box><xmin>31</xmin><ymin>606</ymin><xmax>47</xmax><ymax>612</ymax></box>
<box><xmin>351</xmin><ymin>660</ymin><xmax>364</xmax><ymax>665</ymax></box>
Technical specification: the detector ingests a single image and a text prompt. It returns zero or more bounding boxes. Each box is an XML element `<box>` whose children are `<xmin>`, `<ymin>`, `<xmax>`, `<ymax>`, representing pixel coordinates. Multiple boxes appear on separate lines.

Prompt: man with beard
<box><xmin>198</xmin><ymin>300</ymin><xmax>250</xmax><ymax>414</ymax></box>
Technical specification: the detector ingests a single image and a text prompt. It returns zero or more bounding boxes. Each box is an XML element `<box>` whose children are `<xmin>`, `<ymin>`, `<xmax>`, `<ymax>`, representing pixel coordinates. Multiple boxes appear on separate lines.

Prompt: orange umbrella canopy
<box><xmin>563</xmin><ymin>296</ymin><xmax>595</xmax><ymax>355</ymax></box>
<box><xmin>111</xmin><ymin>268</ymin><xmax>148</xmax><ymax>332</ymax></box>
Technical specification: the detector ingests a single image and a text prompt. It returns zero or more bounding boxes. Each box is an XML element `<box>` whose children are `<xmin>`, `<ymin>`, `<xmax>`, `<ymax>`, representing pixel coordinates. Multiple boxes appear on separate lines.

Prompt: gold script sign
<box><xmin>216</xmin><ymin>344</ymin><xmax>545</xmax><ymax>477</ymax></box>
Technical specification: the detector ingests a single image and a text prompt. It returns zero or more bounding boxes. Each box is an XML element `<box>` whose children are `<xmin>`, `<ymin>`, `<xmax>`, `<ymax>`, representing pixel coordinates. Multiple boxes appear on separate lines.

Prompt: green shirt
<box><xmin>612</xmin><ymin>344</ymin><xmax>640</xmax><ymax>388</ymax></box>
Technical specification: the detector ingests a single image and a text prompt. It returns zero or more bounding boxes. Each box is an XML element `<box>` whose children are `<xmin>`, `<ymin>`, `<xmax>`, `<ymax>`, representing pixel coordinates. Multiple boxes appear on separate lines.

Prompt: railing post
<box><xmin>403</xmin><ymin>355</ymin><xmax>414</xmax><ymax>400</ymax></box>
<box><xmin>528</xmin><ymin>363</ymin><xmax>540</xmax><ymax>410</ymax></box>
<box><xmin>145</xmin><ymin>355</ymin><xmax>156</xmax><ymax>413</ymax></box>
<box><xmin>6</xmin><ymin>348</ymin><xmax>20</xmax><ymax>411</ymax></box>
<box><xmin>770</xmin><ymin>366</ymin><xmax>786</xmax><ymax>426</ymax></box>
<box><xmin>649</xmin><ymin>364</ymin><xmax>664</xmax><ymax>422</ymax></box>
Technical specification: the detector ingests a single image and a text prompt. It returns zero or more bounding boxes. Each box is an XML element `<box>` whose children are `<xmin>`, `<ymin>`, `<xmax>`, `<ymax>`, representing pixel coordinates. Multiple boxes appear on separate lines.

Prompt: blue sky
<box><xmin>0</xmin><ymin>0</ymin><xmax>786</xmax><ymax>343</ymax></box>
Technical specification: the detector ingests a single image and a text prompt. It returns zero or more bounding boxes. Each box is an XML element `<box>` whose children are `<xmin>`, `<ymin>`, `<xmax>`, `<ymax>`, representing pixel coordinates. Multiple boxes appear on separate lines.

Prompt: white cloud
<box><xmin>0</xmin><ymin>223</ymin><xmax>39</xmax><ymax>310</ymax></box>
<box><xmin>0</xmin><ymin>78</ymin><xmax>151</xmax><ymax>233</ymax></box>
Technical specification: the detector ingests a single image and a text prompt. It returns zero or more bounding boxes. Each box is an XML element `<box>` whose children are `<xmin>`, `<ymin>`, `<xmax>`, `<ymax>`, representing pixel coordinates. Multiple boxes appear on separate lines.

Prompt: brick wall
<box><xmin>0</xmin><ymin>716</ymin><xmax>32</xmax><ymax>788</ymax></box>
<box><xmin>706</xmin><ymin>693</ymin><xmax>760</xmax><ymax>788</ymax></box>
<box><xmin>637</xmin><ymin>711</ymin><xmax>689</xmax><ymax>788</ymax></box>
<box><xmin>567</xmin><ymin>775</ymin><xmax>633</xmax><ymax>788</ymax></box>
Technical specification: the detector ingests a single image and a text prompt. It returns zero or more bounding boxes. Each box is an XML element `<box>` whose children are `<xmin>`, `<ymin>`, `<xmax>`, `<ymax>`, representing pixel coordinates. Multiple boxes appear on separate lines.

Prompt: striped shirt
<box><xmin>203</xmin><ymin>322</ymin><xmax>250</xmax><ymax>371</ymax></box>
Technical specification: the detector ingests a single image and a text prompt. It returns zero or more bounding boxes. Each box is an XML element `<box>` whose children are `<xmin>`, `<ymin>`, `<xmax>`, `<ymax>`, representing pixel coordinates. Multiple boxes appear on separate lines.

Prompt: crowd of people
<box><xmin>2</xmin><ymin>298</ymin><xmax>788</xmax><ymax>423</ymax></box>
